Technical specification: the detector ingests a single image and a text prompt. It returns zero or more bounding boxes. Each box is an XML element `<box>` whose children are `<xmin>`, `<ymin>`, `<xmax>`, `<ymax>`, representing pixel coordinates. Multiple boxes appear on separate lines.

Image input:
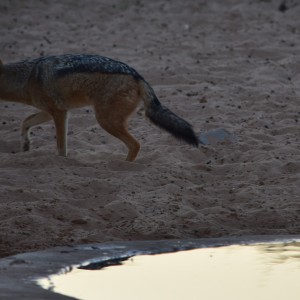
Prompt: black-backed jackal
<box><xmin>0</xmin><ymin>54</ymin><xmax>198</xmax><ymax>161</ymax></box>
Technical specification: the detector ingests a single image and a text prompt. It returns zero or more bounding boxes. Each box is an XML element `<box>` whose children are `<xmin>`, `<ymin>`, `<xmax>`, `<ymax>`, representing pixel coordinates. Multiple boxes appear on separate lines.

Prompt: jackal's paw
<box><xmin>21</xmin><ymin>137</ymin><xmax>30</xmax><ymax>152</ymax></box>
<box><xmin>22</xmin><ymin>142</ymin><xmax>30</xmax><ymax>152</ymax></box>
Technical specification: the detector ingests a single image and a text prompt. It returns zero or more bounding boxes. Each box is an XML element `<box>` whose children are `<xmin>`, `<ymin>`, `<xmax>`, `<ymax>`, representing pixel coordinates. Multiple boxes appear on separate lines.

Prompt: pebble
<box><xmin>199</xmin><ymin>128</ymin><xmax>237</xmax><ymax>145</ymax></box>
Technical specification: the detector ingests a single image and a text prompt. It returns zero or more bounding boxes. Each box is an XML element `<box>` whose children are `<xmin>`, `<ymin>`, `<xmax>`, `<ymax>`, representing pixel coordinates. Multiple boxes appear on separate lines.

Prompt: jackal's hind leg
<box><xmin>99</xmin><ymin>121</ymin><xmax>140</xmax><ymax>161</ymax></box>
<box><xmin>52</xmin><ymin>110</ymin><xmax>68</xmax><ymax>156</ymax></box>
<box><xmin>99</xmin><ymin>119</ymin><xmax>140</xmax><ymax>161</ymax></box>
<box><xmin>21</xmin><ymin>111</ymin><xmax>52</xmax><ymax>152</ymax></box>
<box><xmin>94</xmin><ymin>101</ymin><xmax>140</xmax><ymax>161</ymax></box>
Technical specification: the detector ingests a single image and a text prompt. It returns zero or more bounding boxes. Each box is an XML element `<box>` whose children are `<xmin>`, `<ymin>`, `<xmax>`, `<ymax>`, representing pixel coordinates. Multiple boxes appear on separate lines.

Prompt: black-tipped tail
<box><xmin>145</xmin><ymin>93</ymin><xmax>199</xmax><ymax>147</ymax></box>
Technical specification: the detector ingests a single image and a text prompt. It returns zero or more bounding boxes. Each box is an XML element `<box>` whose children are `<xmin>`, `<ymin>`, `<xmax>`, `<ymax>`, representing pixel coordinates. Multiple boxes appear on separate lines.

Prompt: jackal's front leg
<box><xmin>21</xmin><ymin>111</ymin><xmax>52</xmax><ymax>152</ymax></box>
<box><xmin>52</xmin><ymin>110</ymin><xmax>68</xmax><ymax>156</ymax></box>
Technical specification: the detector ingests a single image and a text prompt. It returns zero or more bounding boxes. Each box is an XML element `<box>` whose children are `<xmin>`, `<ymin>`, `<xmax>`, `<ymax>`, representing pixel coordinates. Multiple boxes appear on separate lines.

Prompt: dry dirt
<box><xmin>0</xmin><ymin>0</ymin><xmax>300</xmax><ymax>257</ymax></box>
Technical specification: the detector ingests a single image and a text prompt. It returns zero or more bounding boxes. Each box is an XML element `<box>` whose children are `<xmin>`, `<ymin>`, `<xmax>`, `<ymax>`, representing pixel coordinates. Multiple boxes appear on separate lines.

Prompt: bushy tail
<box><xmin>140</xmin><ymin>80</ymin><xmax>199</xmax><ymax>147</ymax></box>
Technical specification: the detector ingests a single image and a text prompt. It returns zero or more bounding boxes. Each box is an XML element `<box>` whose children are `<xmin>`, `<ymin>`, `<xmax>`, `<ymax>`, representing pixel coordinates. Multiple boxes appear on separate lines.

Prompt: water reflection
<box><xmin>257</xmin><ymin>242</ymin><xmax>300</xmax><ymax>263</ymax></box>
<box><xmin>38</xmin><ymin>241</ymin><xmax>300</xmax><ymax>300</ymax></box>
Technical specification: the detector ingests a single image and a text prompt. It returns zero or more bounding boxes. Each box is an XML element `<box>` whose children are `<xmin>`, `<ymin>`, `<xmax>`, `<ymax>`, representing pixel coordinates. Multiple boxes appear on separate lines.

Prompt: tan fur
<box><xmin>1</xmin><ymin>65</ymin><xmax>146</xmax><ymax>161</ymax></box>
<box><xmin>0</xmin><ymin>55</ymin><xmax>198</xmax><ymax>161</ymax></box>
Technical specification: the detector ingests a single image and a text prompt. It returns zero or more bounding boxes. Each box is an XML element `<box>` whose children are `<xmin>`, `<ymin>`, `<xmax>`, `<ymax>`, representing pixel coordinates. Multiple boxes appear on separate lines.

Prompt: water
<box><xmin>38</xmin><ymin>240</ymin><xmax>300</xmax><ymax>300</ymax></box>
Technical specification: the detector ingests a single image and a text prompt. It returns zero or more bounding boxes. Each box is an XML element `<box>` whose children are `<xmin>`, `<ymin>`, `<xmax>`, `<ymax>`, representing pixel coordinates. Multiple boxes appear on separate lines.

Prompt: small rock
<box><xmin>199</xmin><ymin>96</ymin><xmax>207</xmax><ymax>103</ymax></box>
<box><xmin>9</xmin><ymin>259</ymin><xmax>28</xmax><ymax>265</ymax></box>
<box><xmin>199</xmin><ymin>128</ymin><xmax>237</xmax><ymax>145</ymax></box>
<box><xmin>278</xmin><ymin>1</ymin><xmax>287</xmax><ymax>12</ymax></box>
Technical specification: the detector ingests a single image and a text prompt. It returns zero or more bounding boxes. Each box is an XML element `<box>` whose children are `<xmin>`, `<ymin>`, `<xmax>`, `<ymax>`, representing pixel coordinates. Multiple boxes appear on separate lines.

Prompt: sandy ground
<box><xmin>0</xmin><ymin>0</ymin><xmax>300</xmax><ymax>257</ymax></box>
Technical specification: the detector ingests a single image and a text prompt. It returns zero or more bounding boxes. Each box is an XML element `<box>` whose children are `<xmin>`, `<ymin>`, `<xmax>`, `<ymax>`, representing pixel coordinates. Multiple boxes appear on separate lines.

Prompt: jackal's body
<box><xmin>0</xmin><ymin>54</ymin><xmax>198</xmax><ymax>161</ymax></box>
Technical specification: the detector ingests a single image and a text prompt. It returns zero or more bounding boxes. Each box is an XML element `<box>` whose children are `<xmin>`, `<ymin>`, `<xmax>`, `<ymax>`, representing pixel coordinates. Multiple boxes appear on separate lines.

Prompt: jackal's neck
<box><xmin>0</xmin><ymin>61</ymin><xmax>33</xmax><ymax>105</ymax></box>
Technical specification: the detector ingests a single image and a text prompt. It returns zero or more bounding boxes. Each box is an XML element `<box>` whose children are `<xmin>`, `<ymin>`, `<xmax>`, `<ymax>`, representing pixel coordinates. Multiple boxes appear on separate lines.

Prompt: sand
<box><xmin>0</xmin><ymin>0</ymin><xmax>300</xmax><ymax>257</ymax></box>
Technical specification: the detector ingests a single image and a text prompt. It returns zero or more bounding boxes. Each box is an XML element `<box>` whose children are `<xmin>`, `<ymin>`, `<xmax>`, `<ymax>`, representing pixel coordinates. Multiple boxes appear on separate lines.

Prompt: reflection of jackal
<box><xmin>0</xmin><ymin>54</ymin><xmax>198</xmax><ymax>161</ymax></box>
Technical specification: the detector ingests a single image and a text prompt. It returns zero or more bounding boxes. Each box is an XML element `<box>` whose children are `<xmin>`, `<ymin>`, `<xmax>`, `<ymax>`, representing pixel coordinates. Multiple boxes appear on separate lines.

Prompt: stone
<box><xmin>199</xmin><ymin>128</ymin><xmax>237</xmax><ymax>145</ymax></box>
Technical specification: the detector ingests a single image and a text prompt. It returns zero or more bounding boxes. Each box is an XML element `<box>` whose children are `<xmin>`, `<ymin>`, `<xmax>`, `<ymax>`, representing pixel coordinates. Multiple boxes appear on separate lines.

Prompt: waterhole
<box><xmin>37</xmin><ymin>240</ymin><xmax>300</xmax><ymax>300</ymax></box>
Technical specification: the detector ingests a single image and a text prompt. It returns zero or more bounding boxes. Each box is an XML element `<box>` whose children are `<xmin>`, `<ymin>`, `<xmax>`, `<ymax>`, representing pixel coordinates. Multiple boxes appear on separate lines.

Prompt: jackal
<box><xmin>0</xmin><ymin>54</ymin><xmax>198</xmax><ymax>161</ymax></box>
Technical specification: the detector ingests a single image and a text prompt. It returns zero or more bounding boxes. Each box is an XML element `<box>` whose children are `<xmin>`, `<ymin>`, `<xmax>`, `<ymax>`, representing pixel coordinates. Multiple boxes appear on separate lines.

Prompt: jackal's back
<box><xmin>29</xmin><ymin>54</ymin><xmax>143</xmax><ymax>82</ymax></box>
